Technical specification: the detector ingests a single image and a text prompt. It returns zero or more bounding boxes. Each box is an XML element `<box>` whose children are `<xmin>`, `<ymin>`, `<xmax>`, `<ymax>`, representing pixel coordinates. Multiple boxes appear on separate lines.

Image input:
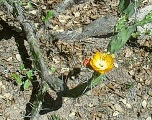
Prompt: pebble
<box><xmin>125</xmin><ymin>48</ymin><xmax>133</xmax><ymax>57</ymax></box>
<box><xmin>142</xmin><ymin>100</ymin><xmax>147</xmax><ymax>108</ymax></box>
<box><xmin>148</xmin><ymin>90</ymin><xmax>152</xmax><ymax>96</ymax></box>
<box><xmin>0</xmin><ymin>81</ymin><xmax>3</xmax><ymax>86</ymax></box>
<box><xmin>0</xmin><ymin>116</ymin><xmax>4</xmax><ymax>120</ymax></box>
<box><xmin>74</xmin><ymin>12</ymin><xmax>80</xmax><ymax>17</ymax></box>
<box><xmin>7</xmin><ymin>57</ymin><xmax>12</xmax><ymax>61</ymax></box>
<box><xmin>16</xmin><ymin>54</ymin><xmax>22</xmax><ymax>61</ymax></box>
<box><xmin>58</xmin><ymin>15</ymin><xmax>67</xmax><ymax>24</ymax></box>
<box><xmin>114</xmin><ymin>62</ymin><xmax>118</xmax><ymax>68</ymax></box>
<box><xmin>1</xmin><ymin>85</ymin><xmax>6</xmax><ymax>90</ymax></box>
<box><xmin>137</xmin><ymin>83</ymin><xmax>142</xmax><ymax>89</ymax></box>
<box><xmin>69</xmin><ymin>110</ymin><xmax>76</xmax><ymax>118</ymax></box>
<box><xmin>4</xmin><ymin>93</ymin><xmax>13</xmax><ymax>100</ymax></box>
<box><xmin>142</xmin><ymin>95</ymin><xmax>149</xmax><ymax>100</ymax></box>
<box><xmin>120</xmin><ymin>98</ymin><xmax>127</xmax><ymax>105</ymax></box>
<box><xmin>114</xmin><ymin>104</ymin><xmax>123</xmax><ymax>112</ymax></box>
<box><xmin>29</xmin><ymin>10</ymin><xmax>37</xmax><ymax>15</ymax></box>
<box><xmin>128</xmin><ymin>70</ymin><xmax>135</xmax><ymax>76</ymax></box>
<box><xmin>113</xmin><ymin>111</ymin><xmax>119</xmax><ymax>116</ymax></box>
<box><xmin>24</xmin><ymin>40</ymin><xmax>29</xmax><ymax>46</ymax></box>
<box><xmin>145</xmin><ymin>79</ymin><xmax>151</xmax><ymax>85</ymax></box>
<box><xmin>60</xmin><ymin>68</ymin><xmax>70</xmax><ymax>73</ymax></box>
<box><xmin>88</xmin><ymin>103</ymin><xmax>94</xmax><ymax>107</ymax></box>
<box><xmin>126</xmin><ymin>103</ymin><xmax>132</xmax><ymax>109</ymax></box>
<box><xmin>0</xmin><ymin>95</ymin><xmax>5</xmax><ymax>99</ymax></box>
<box><xmin>146</xmin><ymin>117</ymin><xmax>151</xmax><ymax>120</ymax></box>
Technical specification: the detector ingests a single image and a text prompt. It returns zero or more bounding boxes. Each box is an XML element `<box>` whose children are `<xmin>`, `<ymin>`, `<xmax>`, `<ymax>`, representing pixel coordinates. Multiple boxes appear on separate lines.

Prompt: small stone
<box><xmin>113</xmin><ymin>111</ymin><xmax>119</xmax><ymax>116</ymax></box>
<box><xmin>114</xmin><ymin>104</ymin><xmax>123</xmax><ymax>112</ymax></box>
<box><xmin>69</xmin><ymin>111</ymin><xmax>76</xmax><ymax>117</ymax></box>
<box><xmin>1</xmin><ymin>85</ymin><xmax>6</xmax><ymax>90</ymax></box>
<box><xmin>139</xmin><ymin>78</ymin><xmax>143</xmax><ymax>82</ymax></box>
<box><xmin>95</xmin><ymin>117</ymin><xmax>100</xmax><ymax>120</ymax></box>
<box><xmin>0</xmin><ymin>95</ymin><xmax>5</xmax><ymax>99</ymax></box>
<box><xmin>142</xmin><ymin>100</ymin><xmax>147</xmax><ymax>108</ymax></box>
<box><xmin>42</xmin><ymin>5</ymin><xmax>46</xmax><ymax>10</ymax></box>
<box><xmin>34</xmin><ymin>23</ymin><xmax>39</xmax><ymax>28</ymax></box>
<box><xmin>120</xmin><ymin>98</ymin><xmax>127</xmax><ymax>105</ymax></box>
<box><xmin>142</xmin><ymin>95</ymin><xmax>149</xmax><ymax>100</ymax></box>
<box><xmin>126</xmin><ymin>103</ymin><xmax>132</xmax><ymax>109</ymax></box>
<box><xmin>16</xmin><ymin>54</ymin><xmax>22</xmax><ymax>61</ymax></box>
<box><xmin>60</xmin><ymin>68</ymin><xmax>70</xmax><ymax>73</ymax></box>
<box><xmin>58</xmin><ymin>15</ymin><xmax>67</xmax><ymax>24</ymax></box>
<box><xmin>74</xmin><ymin>12</ymin><xmax>80</xmax><ymax>17</ymax></box>
<box><xmin>29</xmin><ymin>10</ymin><xmax>37</xmax><ymax>15</ymax></box>
<box><xmin>144</xmin><ymin>41</ymin><xmax>150</xmax><ymax>47</ymax></box>
<box><xmin>145</xmin><ymin>79</ymin><xmax>151</xmax><ymax>85</ymax></box>
<box><xmin>56</xmin><ymin>29</ymin><xmax>64</xmax><ymax>32</ymax></box>
<box><xmin>146</xmin><ymin>116</ymin><xmax>151</xmax><ymax>120</ymax></box>
<box><xmin>0</xmin><ymin>116</ymin><xmax>4</xmax><ymax>120</ymax></box>
<box><xmin>52</xmin><ymin>56</ymin><xmax>60</xmax><ymax>64</ymax></box>
<box><xmin>128</xmin><ymin>70</ymin><xmax>135</xmax><ymax>76</ymax></box>
<box><xmin>148</xmin><ymin>90</ymin><xmax>152</xmax><ymax>96</ymax></box>
<box><xmin>4</xmin><ymin>93</ymin><xmax>13</xmax><ymax>100</ymax></box>
<box><xmin>0</xmin><ymin>81</ymin><xmax>3</xmax><ymax>86</ymax></box>
<box><xmin>125</xmin><ymin>48</ymin><xmax>133</xmax><ymax>57</ymax></box>
<box><xmin>24</xmin><ymin>40</ymin><xmax>29</xmax><ymax>46</ymax></box>
<box><xmin>114</xmin><ymin>62</ymin><xmax>118</xmax><ymax>68</ymax></box>
<box><xmin>7</xmin><ymin>57</ymin><xmax>12</xmax><ymax>61</ymax></box>
<box><xmin>88</xmin><ymin>103</ymin><xmax>94</xmax><ymax>107</ymax></box>
<box><xmin>137</xmin><ymin>83</ymin><xmax>142</xmax><ymax>89</ymax></box>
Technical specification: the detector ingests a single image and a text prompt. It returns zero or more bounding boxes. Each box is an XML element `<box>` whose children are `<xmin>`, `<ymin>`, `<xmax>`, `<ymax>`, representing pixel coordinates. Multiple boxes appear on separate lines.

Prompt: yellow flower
<box><xmin>90</xmin><ymin>52</ymin><xmax>114</xmax><ymax>74</ymax></box>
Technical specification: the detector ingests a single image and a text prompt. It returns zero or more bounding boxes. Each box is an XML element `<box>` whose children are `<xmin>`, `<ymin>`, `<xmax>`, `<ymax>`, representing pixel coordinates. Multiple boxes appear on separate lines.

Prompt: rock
<box><xmin>0</xmin><ymin>116</ymin><xmax>4</xmax><ymax>120</ymax></box>
<box><xmin>24</xmin><ymin>40</ymin><xmax>29</xmax><ymax>46</ymax></box>
<box><xmin>16</xmin><ymin>54</ymin><xmax>22</xmax><ymax>61</ymax></box>
<box><xmin>142</xmin><ymin>95</ymin><xmax>149</xmax><ymax>100</ymax></box>
<box><xmin>114</xmin><ymin>62</ymin><xmax>118</xmax><ymax>68</ymax></box>
<box><xmin>0</xmin><ymin>81</ymin><xmax>3</xmax><ymax>86</ymax></box>
<box><xmin>120</xmin><ymin>98</ymin><xmax>127</xmax><ymax>105</ymax></box>
<box><xmin>60</xmin><ymin>68</ymin><xmax>70</xmax><ymax>73</ymax></box>
<box><xmin>74</xmin><ymin>12</ymin><xmax>80</xmax><ymax>17</ymax></box>
<box><xmin>58</xmin><ymin>15</ymin><xmax>68</xmax><ymax>24</ymax></box>
<box><xmin>145</xmin><ymin>79</ymin><xmax>151</xmax><ymax>85</ymax></box>
<box><xmin>69</xmin><ymin>110</ymin><xmax>76</xmax><ymax>118</ymax></box>
<box><xmin>125</xmin><ymin>48</ymin><xmax>133</xmax><ymax>57</ymax></box>
<box><xmin>142</xmin><ymin>100</ymin><xmax>147</xmax><ymax>108</ymax></box>
<box><xmin>29</xmin><ymin>10</ymin><xmax>37</xmax><ymax>15</ymax></box>
<box><xmin>126</xmin><ymin>103</ymin><xmax>132</xmax><ymax>109</ymax></box>
<box><xmin>128</xmin><ymin>70</ymin><xmax>135</xmax><ymax>76</ymax></box>
<box><xmin>114</xmin><ymin>104</ymin><xmax>123</xmax><ymax>112</ymax></box>
<box><xmin>88</xmin><ymin>103</ymin><xmax>94</xmax><ymax>107</ymax></box>
<box><xmin>0</xmin><ymin>95</ymin><xmax>5</xmax><ymax>99</ymax></box>
<box><xmin>113</xmin><ymin>111</ymin><xmax>119</xmax><ymax>116</ymax></box>
<box><xmin>148</xmin><ymin>90</ymin><xmax>152</xmax><ymax>96</ymax></box>
<box><xmin>146</xmin><ymin>117</ymin><xmax>152</xmax><ymax>120</ymax></box>
<box><xmin>7</xmin><ymin>57</ymin><xmax>12</xmax><ymax>61</ymax></box>
<box><xmin>4</xmin><ymin>93</ymin><xmax>13</xmax><ymax>100</ymax></box>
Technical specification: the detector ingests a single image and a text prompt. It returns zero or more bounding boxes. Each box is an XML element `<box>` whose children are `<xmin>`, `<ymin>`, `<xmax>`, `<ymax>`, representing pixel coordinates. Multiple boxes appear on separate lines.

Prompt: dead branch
<box><xmin>55</xmin><ymin>16</ymin><xmax>118</xmax><ymax>41</ymax></box>
<box><xmin>3</xmin><ymin>1</ymin><xmax>64</xmax><ymax>92</ymax></box>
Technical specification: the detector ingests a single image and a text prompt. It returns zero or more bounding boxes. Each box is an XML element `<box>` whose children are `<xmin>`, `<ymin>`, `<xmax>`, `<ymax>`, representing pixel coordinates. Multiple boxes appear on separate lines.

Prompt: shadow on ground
<box><xmin>127</xmin><ymin>37</ymin><xmax>152</xmax><ymax>53</ymax></box>
<box><xmin>0</xmin><ymin>18</ymin><xmax>95</xmax><ymax>119</ymax></box>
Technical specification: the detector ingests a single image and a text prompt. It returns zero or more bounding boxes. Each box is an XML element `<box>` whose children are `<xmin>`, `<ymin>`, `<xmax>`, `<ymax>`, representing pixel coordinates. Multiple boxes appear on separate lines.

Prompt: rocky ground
<box><xmin>0</xmin><ymin>0</ymin><xmax>152</xmax><ymax>120</ymax></box>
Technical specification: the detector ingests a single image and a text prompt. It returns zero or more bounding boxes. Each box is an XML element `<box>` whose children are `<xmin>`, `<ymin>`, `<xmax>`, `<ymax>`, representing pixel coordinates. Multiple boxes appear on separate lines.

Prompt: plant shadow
<box><xmin>0</xmin><ymin>18</ymin><xmax>32</xmax><ymax>68</ymax></box>
<box><xmin>0</xmin><ymin>18</ymin><xmax>102</xmax><ymax>119</ymax></box>
<box><xmin>127</xmin><ymin>37</ymin><xmax>152</xmax><ymax>52</ymax></box>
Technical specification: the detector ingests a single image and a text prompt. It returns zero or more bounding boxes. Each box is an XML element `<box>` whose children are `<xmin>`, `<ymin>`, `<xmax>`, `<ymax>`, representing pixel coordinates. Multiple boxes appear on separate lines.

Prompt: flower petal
<box><xmin>90</xmin><ymin>51</ymin><xmax>114</xmax><ymax>74</ymax></box>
